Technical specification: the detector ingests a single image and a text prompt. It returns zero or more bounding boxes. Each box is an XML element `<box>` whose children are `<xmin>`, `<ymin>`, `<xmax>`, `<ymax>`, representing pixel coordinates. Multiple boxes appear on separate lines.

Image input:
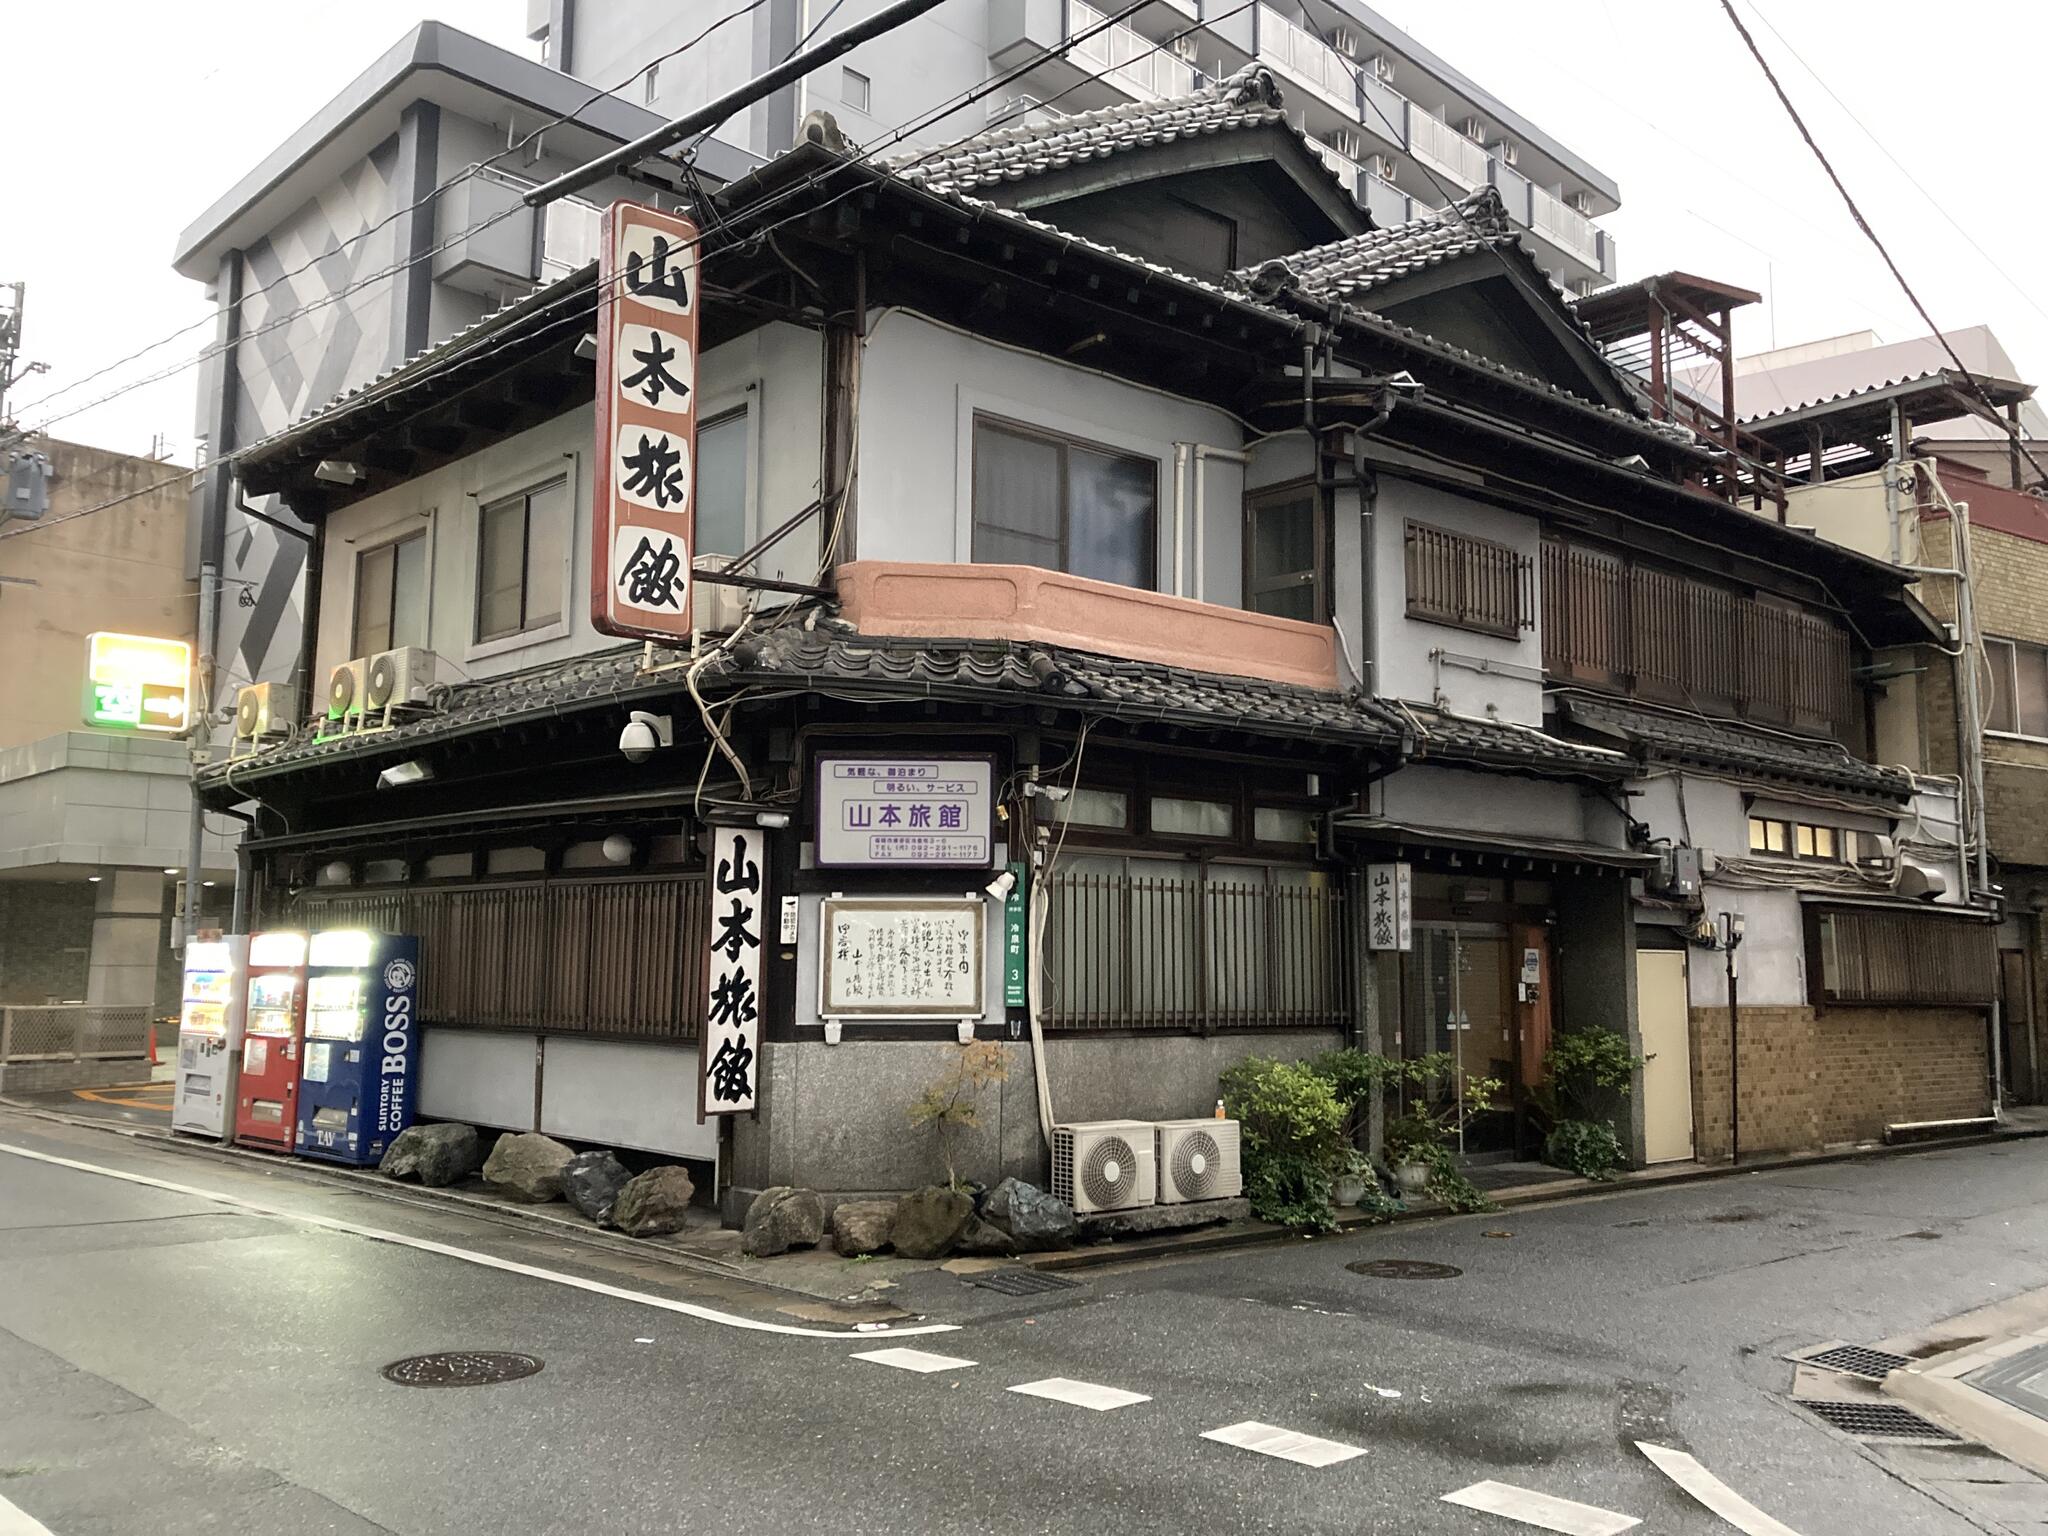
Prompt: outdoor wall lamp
<box><xmin>983</xmin><ymin>870</ymin><xmax>1017</xmax><ymax>901</ymax></box>
<box><xmin>313</xmin><ymin>459</ymin><xmax>365</xmax><ymax>485</ymax></box>
<box><xmin>376</xmin><ymin>760</ymin><xmax>433</xmax><ymax>789</ymax></box>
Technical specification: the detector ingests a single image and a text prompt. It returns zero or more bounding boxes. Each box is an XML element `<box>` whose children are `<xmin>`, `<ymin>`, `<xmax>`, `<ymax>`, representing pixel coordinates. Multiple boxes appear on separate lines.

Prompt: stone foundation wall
<box><xmin>1688</xmin><ymin>1002</ymin><xmax>1989</xmax><ymax>1159</ymax></box>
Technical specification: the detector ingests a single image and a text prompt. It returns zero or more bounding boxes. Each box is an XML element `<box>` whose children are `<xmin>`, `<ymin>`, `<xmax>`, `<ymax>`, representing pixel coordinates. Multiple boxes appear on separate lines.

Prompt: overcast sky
<box><xmin>6</xmin><ymin>0</ymin><xmax>2045</xmax><ymax>462</ymax></box>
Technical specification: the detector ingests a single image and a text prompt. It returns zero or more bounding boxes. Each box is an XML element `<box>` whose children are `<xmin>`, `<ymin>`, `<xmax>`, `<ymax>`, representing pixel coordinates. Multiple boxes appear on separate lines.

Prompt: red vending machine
<box><xmin>234</xmin><ymin>930</ymin><xmax>309</xmax><ymax>1152</ymax></box>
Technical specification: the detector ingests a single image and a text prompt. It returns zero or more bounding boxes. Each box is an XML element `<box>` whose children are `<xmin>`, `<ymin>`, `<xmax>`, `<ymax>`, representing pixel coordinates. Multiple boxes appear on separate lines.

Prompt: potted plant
<box><xmin>1308</xmin><ymin>1048</ymin><xmax>1405</xmax><ymax>1211</ymax></box>
<box><xmin>1381</xmin><ymin>1057</ymin><xmax>1503</xmax><ymax>1213</ymax></box>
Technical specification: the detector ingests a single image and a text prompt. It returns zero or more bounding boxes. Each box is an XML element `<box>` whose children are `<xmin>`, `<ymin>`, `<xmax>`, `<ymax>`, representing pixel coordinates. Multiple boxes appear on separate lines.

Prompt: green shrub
<box><xmin>1544</xmin><ymin>1029</ymin><xmax>1642</xmax><ymax>1121</ymax></box>
<box><xmin>1544</xmin><ymin>1118</ymin><xmax>1626</xmax><ymax>1180</ymax></box>
<box><xmin>1220</xmin><ymin>1057</ymin><xmax>1348</xmax><ymax>1233</ymax></box>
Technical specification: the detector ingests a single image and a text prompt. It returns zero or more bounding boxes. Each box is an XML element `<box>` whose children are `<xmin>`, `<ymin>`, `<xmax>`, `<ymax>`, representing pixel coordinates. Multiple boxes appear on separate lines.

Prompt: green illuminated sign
<box><xmin>82</xmin><ymin>633</ymin><xmax>191</xmax><ymax>733</ymax></box>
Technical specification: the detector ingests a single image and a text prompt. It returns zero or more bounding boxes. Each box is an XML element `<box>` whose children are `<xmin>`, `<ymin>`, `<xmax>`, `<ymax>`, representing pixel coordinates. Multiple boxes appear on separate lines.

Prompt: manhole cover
<box><xmin>1346</xmin><ymin>1259</ymin><xmax>1463</xmax><ymax>1280</ymax></box>
<box><xmin>1791</xmin><ymin>1344</ymin><xmax>1913</xmax><ymax>1381</ymax></box>
<box><xmin>381</xmin><ymin>1351</ymin><xmax>544</xmax><ymax>1388</ymax></box>
<box><xmin>969</xmin><ymin>1268</ymin><xmax>1081</xmax><ymax>1296</ymax></box>
<box><xmin>1793</xmin><ymin>1399</ymin><xmax>1960</xmax><ymax>1442</ymax></box>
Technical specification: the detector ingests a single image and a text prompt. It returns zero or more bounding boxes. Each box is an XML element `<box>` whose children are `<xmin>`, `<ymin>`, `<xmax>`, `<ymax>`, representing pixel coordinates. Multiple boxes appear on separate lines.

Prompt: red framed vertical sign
<box><xmin>592</xmin><ymin>201</ymin><xmax>700</xmax><ymax>640</ymax></box>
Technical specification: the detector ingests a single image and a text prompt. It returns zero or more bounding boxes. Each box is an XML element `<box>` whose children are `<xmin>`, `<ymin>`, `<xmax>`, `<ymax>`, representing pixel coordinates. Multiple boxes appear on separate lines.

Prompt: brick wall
<box><xmin>1688</xmin><ymin>1002</ymin><xmax>1988</xmax><ymax>1159</ymax></box>
<box><xmin>0</xmin><ymin>882</ymin><xmax>95</xmax><ymax>1004</ymax></box>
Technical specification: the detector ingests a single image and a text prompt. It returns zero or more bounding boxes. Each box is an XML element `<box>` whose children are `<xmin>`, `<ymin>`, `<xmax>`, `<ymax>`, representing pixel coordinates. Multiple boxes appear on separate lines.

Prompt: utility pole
<box><xmin>1718</xmin><ymin>910</ymin><xmax>1746</xmax><ymax>1165</ymax></box>
<box><xmin>0</xmin><ymin>282</ymin><xmax>51</xmax><ymax>437</ymax></box>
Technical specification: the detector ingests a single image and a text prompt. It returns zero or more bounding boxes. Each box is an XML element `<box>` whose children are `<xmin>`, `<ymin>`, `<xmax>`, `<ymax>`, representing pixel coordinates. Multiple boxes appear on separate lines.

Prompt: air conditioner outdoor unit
<box><xmin>366</xmin><ymin>646</ymin><xmax>438</xmax><ymax>715</ymax></box>
<box><xmin>327</xmin><ymin>658</ymin><xmax>369</xmax><ymax>727</ymax></box>
<box><xmin>1327</xmin><ymin>25</ymin><xmax>1360</xmax><ymax>57</ymax></box>
<box><xmin>1459</xmin><ymin>116</ymin><xmax>1486</xmax><ymax>141</ymax></box>
<box><xmin>1368</xmin><ymin>53</ymin><xmax>1395</xmax><ymax>82</ymax></box>
<box><xmin>233</xmin><ymin>682</ymin><xmax>297</xmax><ymax>745</ymax></box>
<box><xmin>1052</xmin><ymin>1120</ymin><xmax>1157</xmax><ymax>1215</ymax></box>
<box><xmin>1156</xmin><ymin>1119</ymin><xmax>1242</xmax><ymax>1204</ymax></box>
<box><xmin>1489</xmin><ymin>139</ymin><xmax>1519</xmax><ymax>166</ymax></box>
<box><xmin>1367</xmin><ymin>154</ymin><xmax>1398</xmax><ymax>181</ymax></box>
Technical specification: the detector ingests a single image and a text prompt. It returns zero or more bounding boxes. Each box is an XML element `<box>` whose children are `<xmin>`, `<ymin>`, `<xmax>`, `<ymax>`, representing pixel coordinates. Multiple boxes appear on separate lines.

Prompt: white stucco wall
<box><xmin>855</xmin><ymin>310</ymin><xmax>1247</xmax><ymax>597</ymax></box>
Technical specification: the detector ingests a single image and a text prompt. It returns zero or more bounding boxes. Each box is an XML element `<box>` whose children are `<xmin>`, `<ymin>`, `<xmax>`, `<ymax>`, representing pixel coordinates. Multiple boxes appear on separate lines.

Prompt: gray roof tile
<box><xmin>1554</xmin><ymin>693</ymin><xmax>1910</xmax><ymax>800</ymax></box>
<box><xmin>1237</xmin><ymin>186</ymin><xmax>1519</xmax><ymax>302</ymax></box>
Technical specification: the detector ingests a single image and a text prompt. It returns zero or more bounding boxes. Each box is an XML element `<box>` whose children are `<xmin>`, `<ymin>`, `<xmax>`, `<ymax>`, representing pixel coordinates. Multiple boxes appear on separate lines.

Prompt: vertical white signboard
<box><xmin>701</xmin><ymin>827</ymin><xmax>765</xmax><ymax>1117</ymax></box>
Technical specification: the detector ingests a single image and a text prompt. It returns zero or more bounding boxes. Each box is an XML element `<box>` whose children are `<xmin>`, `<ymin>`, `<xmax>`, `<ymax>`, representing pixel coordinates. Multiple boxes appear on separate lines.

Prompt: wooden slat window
<box><xmin>1812</xmin><ymin>906</ymin><xmax>1997</xmax><ymax>1008</ymax></box>
<box><xmin>1405</xmin><ymin>522</ymin><xmax>1535</xmax><ymax>639</ymax></box>
<box><xmin>293</xmin><ymin>873</ymin><xmax>708</xmax><ymax>1042</ymax></box>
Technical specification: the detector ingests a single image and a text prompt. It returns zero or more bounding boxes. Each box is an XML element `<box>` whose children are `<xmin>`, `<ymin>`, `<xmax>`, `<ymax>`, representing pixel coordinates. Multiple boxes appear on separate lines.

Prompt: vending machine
<box><xmin>234</xmin><ymin>930</ymin><xmax>309</xmax><ymax>1152</ymax></box>
<box><xmin>171</xmin><ymin>936</ymin><xmax>248</xmax><ymax>1139</ymax></box>
<box><xmin>295</xmin><ymin>928</ymin><xmax>421</xmax><ymax>1167</ymax></box>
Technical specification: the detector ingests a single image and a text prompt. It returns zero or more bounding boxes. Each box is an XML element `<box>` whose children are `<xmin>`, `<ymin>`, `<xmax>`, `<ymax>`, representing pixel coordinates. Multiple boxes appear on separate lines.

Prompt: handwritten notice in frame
<box><xmin>818</xmin><ymin>898</ymin><xmax>986</xmax><ymax>1021</ymax></box>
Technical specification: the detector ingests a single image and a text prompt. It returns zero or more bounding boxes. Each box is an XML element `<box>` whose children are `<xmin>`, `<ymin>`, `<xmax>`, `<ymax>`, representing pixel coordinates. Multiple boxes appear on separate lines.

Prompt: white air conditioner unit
<box><xmin>1489</xmin><ymin>139</ymin><xmax>1519</xmax><ymax>166</ymax></box>
<box><xmin>1367</xmin><ymin>153</ymin><xmax>1398</xmax><ymax>181</ymax></box>
<box><xmin>693</xmin><ymin>553</ymin><xmax>748</xmax><ymax>633</ymax></box>
<box><xmin>1052</xmin><ymin>1120</ymin><xmax>1157</xmax><ymax>1215</ymax></box>
<box><xmin>327</xmin><ymin>658</ymin><xmax>369</xmax><ymax>727</ymax></box>
<box><xmin>233</xmin><ymin>682</ymin><xmax>297</xmax><ymax>745</ymax></box>
<box><xmin>1367</xmin><ymin>53</ymin><xmax>1395</xmax><ymax>82</ymax></box>
<box><xmin>366</xmin><ymin>646</ymin><xmax>438</xmax><ymax>715</ymax></box>
<box><xmin>1459</xmin><ymin>116</ymin><xmax>1486</xmax><ymax>141</ymax></box>
<box><xmin>1156</xmin><ymin>1119</ymin><xmax>1242</xmax><ymax>1204</ymax></box>
<box><xmin>1327</xmin><ymin>25</ymin><xmax>1360</xmax><ymax>57</ymax></box>
<box><xmin>1329</xmin><ymin>127</ymin><xmax>1363</xmax><ymax>160</ymax></box>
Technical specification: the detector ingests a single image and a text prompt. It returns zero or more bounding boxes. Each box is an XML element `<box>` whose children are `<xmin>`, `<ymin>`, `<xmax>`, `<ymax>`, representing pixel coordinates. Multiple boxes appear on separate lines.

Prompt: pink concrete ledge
<box><xmin>834</xmin><ymin>561</ymin><xmax>1342</xmax><ymax>691</ymax></box>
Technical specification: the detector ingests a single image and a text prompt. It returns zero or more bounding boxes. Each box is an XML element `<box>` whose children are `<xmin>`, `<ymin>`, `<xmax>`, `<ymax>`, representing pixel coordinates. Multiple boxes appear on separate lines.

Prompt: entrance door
<box><xmin>1403</xmin><ymin>924</ymin><xmax>1515</xmax><ymax>1153</ymax></box>
<box><xmin>1636</xmin><ymin>948</ymin><xmax>1694</xmax><ymax>1164</ymax></box>
<box><xmin>2000</xmin><ymin>949</ymin><xmax>2035</xmax><ymax>1103</ymax></box>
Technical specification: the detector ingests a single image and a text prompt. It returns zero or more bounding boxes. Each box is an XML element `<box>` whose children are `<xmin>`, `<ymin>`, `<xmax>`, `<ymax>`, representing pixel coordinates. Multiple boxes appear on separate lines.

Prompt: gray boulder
<box><xmin>741</xmin><ymin>1186</ymin><xmax>826</xmax><ymax>1256</ymax></box>
<box><xmin>983</xmin><ymin>1177</ymin><xmax>1077</xmax><ymax>1252</ymax></box>
<box><xmin>612</xmin><ymin>1166</ymin><xmax>699</xmax><ymax>1238</ymax></box>
<box><xmin>562</xmin><ymin>1150</ymin><xmax>633</xmax><ymax>1225</ymax></box>
<box><xmin>893</xmin><ymin>1186</ymin><xmax>974</xmax><ymax>1259</ymax></box>
<box><xmin>481</xmin><ymin>1132</ymin><xmax>575</xmax><ymax>1203</ymax></box>
<box><xmin>378</xmin><ymin>1123</ymin><xmax>480</xmax><ymax>1188</ymax></box>
<box><xmin>956</xmin><ymin>1214</ymin><xmax>1019</xmax><ymax>1256</ymax></box>
<box><xmin>829</xmin><ymin>1199</ymin><xmax>897</xmax><ymax>1257</ymax></box>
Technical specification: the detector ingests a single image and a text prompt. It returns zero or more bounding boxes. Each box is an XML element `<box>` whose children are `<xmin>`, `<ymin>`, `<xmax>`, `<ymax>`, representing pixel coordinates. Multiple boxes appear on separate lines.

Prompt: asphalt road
<box><xmin>3</xmin><ymin>1109</ymin><xmax>2045</xmax><ymax>1535</ymax></box>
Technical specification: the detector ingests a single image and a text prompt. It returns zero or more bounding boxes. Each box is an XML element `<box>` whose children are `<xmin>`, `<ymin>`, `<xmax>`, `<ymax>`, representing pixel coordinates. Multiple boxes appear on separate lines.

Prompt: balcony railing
<box><xmin>1529</xmin><ymin>183</ymin><xmax>1599</xmax><ymax>266</ymax></box>
<box><xmin>1254</xmin><ymin>4</ymin><xmax>1357</xmax><ymax>114</ymax></box>
<box><xmin>1308</xmin><ymin>138</ymin><xmax>1361</xmax><ymax>195</ymax></box>
<box><xmin>1070</xmin><ymin>1</ymin><xmax>1203</xmax><ymax>100</ymax></box>
<box><xmin>1407</xmin><ymin>110</ymin><xmax>1488</xmax><ymax>189</ymax></box>
<box><xmin>541</xmin><ymin>195</ymin><xmax>602</xmax><ymax>282</ymax></box>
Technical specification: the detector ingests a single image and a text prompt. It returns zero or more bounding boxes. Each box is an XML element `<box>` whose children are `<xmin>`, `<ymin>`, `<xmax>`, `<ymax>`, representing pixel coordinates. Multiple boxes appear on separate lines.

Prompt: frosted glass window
<box><xmin>696</xmin><ymin>408</ymin><xmax>749</xmax><ymax>559</ymax></box>
<box><xmin>1152</xmin><ymin>796</ymin><xmax>1232</xmax><ymax>837</ymax></box>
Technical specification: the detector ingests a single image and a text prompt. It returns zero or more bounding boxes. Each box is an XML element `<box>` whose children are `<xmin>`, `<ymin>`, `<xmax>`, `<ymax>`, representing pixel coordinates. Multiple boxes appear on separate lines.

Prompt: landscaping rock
<box><xmin>741</xmin><ymin>1186</ymin><xmax>826</xmax><ymax>1256</ymax></box>
<box><xmin>955</xmin><ymin>1214</ymin><xmax>1018</xmax><ymax>1256</ymax></box>
<box><xmin>377</xmin><ymin>1123</ymin><xmax>480</xmax><ymax>1188</ymax></box>
<box><xmin>480</xmin><ymin>1132</ymin><xmax>574</xmax><ymax>1203</ymax></box>
<box><xmin>982</xmin><ymin>1177</ymin><xmax>1078</xmax><ymax>1252</ymax></box>
<box><xmin>612</xmin><ymin>1166</ymin><xmax>699</xmax><ymax>1238</ymax></box>
<box><xmin>561</xmin><ymin>1150</ymin><xmax>633</xmax><ymax>1225</ymax></box>
<box><xmin>892</xmin><ymin>1186</ymin><xmax>974</xmax><ymax>1259</ymax></box>
<box><xmin>829</xmin><ymin>1199</ymin><xmax>897</xmax><ymax>1257</ymax></box>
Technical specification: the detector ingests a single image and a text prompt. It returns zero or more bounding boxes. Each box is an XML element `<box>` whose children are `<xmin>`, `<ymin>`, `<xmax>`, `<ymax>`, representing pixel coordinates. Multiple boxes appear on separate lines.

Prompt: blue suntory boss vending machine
<box><xmin>172</xmin><ymin>936</ymin><xmax>248</xmax><ymax>1138</ymax></box>
<box><xmin>294</xmin><ymin>928</ymin><xmax>422</xmax><ymax>1166</ymax></box>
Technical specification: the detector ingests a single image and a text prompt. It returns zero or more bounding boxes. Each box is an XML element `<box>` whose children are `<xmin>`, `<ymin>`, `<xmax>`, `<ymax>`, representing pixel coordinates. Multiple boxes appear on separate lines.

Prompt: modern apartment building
<box><xmin>529</xmin><ymin>0</ymin><xmax>1621</xmax><ymax>291</ymax></box>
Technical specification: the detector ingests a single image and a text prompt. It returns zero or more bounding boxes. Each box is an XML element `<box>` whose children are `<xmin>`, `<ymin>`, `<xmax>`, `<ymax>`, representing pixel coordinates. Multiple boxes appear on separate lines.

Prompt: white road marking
<box><xmin>852</xmin><ymin>1347</ymin><xmax>977</xmax><ymax>1373</ymax></box>
<box><xmin>0</xmin><ymin>1490</ymin><xmax>56</xmax><ymax>1536</ymax></box>
<box><xmin>1008</xmin><ymin>1377</ymin><xmax>1150</xmax><ymax>1411</ymax></box>
<box><xmin>0</xmin><ymin>1141</ymin><xmax>958</xmax><ymax>1342</ymax></box>
<box><xmin>1635</xmin><ymin>1442</ymin><xmax>1803</xmax><ymax>1536</ymax></box>
<box><xmin>1200</xmin><ymin>1420</ymin><xmax>1366</xmax><ymax>1467</ymax></box>
<box><xmin>1442</xmin><ymin>1480</ymin><xmax>1640</xmax><ymax>1535</ymax></box>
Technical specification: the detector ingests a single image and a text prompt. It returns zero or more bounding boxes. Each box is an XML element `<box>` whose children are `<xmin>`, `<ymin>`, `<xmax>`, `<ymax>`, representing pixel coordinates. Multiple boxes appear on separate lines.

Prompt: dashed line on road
<box><xmin>0</xmin><ymin>1141</ymin><xmax>960</xmax><ymax>1342</ymax></box>
<box><xmin>1442</xmin><ymin>1480</ymin><xmax>1640</xmax><ymax>1535</ymax></box>
<box><xmin>1200</xmin><ymin>1420</ymin><xmax>1367</xmax><ymax>1467</ymax></box>
<box><xmin>851</xmin><ymin>1347</ymin><xmax>977</xmax><ymax>1373</ymax></box>
<box><xmin>1636</xmin><ymin>1441</ymin><xmax>1804</xmax><ymax>1536</ymax></box>
<box><xmin>1008</xmin><ymin>1377</ymin><xmax>1150</xmax><ymax>1411</ymax></box>
<box><xmin>0</xmin><ymin>1489</ymin><xmax>57</xmax><ymax>1536</ymax></box>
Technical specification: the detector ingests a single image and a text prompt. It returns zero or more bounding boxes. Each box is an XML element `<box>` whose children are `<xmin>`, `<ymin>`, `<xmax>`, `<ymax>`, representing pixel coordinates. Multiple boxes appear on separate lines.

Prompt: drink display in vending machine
<box><xmin>234</xmin><ymin>930</ymin><xmax>309</xmax><ymax>1152</ymax></box>
<box><xmin>295</xmin><ymin>928</ymin><xmax>421</xmax><ymax>1166</ymax></box>
<box><xmin>171</xmin><ymin>936</ymin><xmax>248</xmax><ymax>1138</ymax></box>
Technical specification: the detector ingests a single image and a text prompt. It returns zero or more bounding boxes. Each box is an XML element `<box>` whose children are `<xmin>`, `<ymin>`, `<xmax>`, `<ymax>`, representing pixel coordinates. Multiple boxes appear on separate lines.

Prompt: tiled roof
<box><xmin>890</xmin><ymin>65</ymin><xmax>1336</xmax><ymax>200</ymax></box>
<box><xmin>1237</xmin><ymin>187</ymin><xmax>1519</xmax><ymax>303</ymax></box>
<box><xmin>202</xmin><ymin>624</ymin><xmax>1638</xmax><ymax>790</ymax></box>
<box><xmin>1553</xmin><ymin>693</ymin><xmax>1911</xmax><ymax>800</ymax></box>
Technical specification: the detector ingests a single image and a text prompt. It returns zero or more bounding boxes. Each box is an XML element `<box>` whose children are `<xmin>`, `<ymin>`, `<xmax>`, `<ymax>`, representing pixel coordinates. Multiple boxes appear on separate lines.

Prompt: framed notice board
<box><xmin>818</xmin><ymin>897</ymin><xmax>986</xmax><ymax>1021</ymax></box>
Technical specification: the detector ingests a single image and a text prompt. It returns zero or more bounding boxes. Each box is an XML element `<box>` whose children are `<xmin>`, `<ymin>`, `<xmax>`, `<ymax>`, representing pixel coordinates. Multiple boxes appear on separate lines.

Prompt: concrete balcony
<box><xmin>833</xmin><ymin>561</ymin><xmax>1342</xmax><ymax>691</ymax></box>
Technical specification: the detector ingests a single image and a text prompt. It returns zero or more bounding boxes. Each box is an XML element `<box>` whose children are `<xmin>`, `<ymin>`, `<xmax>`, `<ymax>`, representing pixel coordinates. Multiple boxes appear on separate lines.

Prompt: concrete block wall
<box><xmin>1687</xmin><ymin>1003</ymin><xmax>1988</xmax><ymax>1160</ymax></box>
<box><xmin>0</xmin><ymin>882</ymin><xmax>94</xmax><ymax>1004</ymax></box>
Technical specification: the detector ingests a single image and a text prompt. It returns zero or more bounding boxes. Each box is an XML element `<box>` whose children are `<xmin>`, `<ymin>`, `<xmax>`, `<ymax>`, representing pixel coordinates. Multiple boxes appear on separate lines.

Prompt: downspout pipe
<box><xmin>180</xmin><ymin>559</ymin><xmax>218</xmax><ymax>951</ymax></box>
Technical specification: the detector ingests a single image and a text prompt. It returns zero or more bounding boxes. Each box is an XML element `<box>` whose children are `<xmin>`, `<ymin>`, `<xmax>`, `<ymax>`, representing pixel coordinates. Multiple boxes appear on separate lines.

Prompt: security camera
<box><xmin>617</xmin><ymin>711</ymin><xmax>674</xmax><ymax>763</ymax></box>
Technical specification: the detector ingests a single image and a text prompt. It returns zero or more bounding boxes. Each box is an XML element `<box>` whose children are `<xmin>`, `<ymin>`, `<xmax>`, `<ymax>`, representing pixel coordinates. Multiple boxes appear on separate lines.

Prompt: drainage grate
<box><xmin>382</xmin><ymin>1351</ymin><xmax>544</xmax><ymax>1388</ymax></box>
<box><xmin>970</xmin><ymin>1268</ymin><xmax>1081</xmax><ymax>1297</ymax></box>
<box><xmin>1793</xmin><ymin>1399</ymin><xmax>1960</xmax><ymax>1442</ymax></box>
<box><xmin>1346</xmin><ymin>1259</ymin><xmax>1463</xmax><ymax>1280</ymax></box>
<box><xmin>1794</xmin><ymin>1344</ymin><xmax>1913</xmax><ymax>1382</ymax></box>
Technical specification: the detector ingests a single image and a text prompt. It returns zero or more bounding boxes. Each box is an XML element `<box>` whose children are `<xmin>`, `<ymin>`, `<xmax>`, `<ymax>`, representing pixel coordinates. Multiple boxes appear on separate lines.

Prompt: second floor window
<box><xmin>1405</xmin><ymin>521</ymin><xmax>1534</xmax><ymax>639</ymax></box>
<box><xmin>971</xmin><ymin>417</ymin><xmax>1156</xmax><ymax>591</ymax></box>
<box><xmin>1986</xmin><ymin>636</ymin><xmax>2048</xmax><ymax>738</ymax></box>
<box><xmin>696</xmin><ymin>407</ymin><xmax>749</xmax><ymax>560</ymax></box>
<box><xmin>476</xmin><ymin>476</ymin><xmax>568</xmax><ymax>643</ymax></box>
<box><xmin>352</xmin><ymin>531</ymin><xmax>426</xmax><ymax>658</ymax></box>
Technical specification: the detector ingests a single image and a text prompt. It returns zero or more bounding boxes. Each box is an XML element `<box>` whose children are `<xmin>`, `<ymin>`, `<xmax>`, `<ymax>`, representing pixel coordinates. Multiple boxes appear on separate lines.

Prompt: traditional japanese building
<box><xmin>194</xmin><ymin>69</ymin><xmax>1987</xmax><ymax>1212</ymax></box>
